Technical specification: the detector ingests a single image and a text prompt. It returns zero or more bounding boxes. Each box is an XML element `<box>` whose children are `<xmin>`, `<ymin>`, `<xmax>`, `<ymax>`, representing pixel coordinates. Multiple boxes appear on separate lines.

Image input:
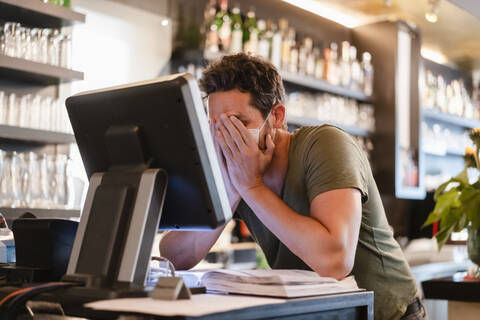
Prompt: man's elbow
<box><xmin>312</xmin><ymin>248</ymin><xmax>355</xmax><ymax>280</ymax></box>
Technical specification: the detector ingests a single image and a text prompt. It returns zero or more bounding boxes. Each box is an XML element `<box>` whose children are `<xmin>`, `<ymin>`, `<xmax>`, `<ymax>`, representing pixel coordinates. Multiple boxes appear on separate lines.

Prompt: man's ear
<box><xmin>271</xmin><ymin>104</ymin><xmax>286</xmax><ymax>129</ymax></box>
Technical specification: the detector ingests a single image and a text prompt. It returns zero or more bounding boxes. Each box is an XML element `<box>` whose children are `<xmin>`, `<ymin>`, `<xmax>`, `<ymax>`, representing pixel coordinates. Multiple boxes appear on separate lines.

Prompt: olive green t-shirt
<box><xmin>235</xmin><ymin>125</ymin><xmax>417</xmax><ymax>320</ymax></box>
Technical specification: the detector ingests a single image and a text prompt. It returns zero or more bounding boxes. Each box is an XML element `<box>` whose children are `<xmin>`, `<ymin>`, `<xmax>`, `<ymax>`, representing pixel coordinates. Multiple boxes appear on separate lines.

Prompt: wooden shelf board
<box><xmin>0</xmin><ymin>207</ymin><xmax>80</xmax><ymax>220</ymax></box>
<box><xmin>0</xmin><ymin>55</ymin><xmax>84</xmax><ymax>85</ymax></box>
<box><xmin>0</xmin><ymin>125</ymin><xmax>75</xmax><ymax>145</ymax></box>
<box><xmin>280</xmin><ymin>71</ymin><xmax>372</xmax><ymax>103</ymax></box>
<box><xmin>422</xmin><ymin>108</ymin><xmax>480</xmax><ymax>129</ymax></box>
<box><xmin>0</xmin><ymin>0</ymin><xmax>85</xmax><ymax>28</ymax></box>
<box><xmin>287</xmin><ymin>115</ymin><xmax>371</xmax><ymax>137</ymax></box>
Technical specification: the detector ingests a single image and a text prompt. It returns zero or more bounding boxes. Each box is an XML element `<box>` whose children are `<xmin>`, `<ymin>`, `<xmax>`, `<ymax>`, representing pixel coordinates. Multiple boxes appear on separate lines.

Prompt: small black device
<box><xmin>61</xmin><ymin>74</ymin><xmax>232</xmax><ymax>299</ymax></box>
<box><xmin>1</xmin><ymin>219</ymin><xmax>77</xmax><ymax>283</ymax></box>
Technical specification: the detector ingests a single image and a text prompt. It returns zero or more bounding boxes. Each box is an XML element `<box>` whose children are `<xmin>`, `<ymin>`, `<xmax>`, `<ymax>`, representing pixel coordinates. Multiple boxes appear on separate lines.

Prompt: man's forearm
<box><xmin>159</xmin><ymin>227</ymin><xmax>224</xmax><ymax>270</ymax></box>
<box><xmin>240</xmin><ymin>184</ymin><xmax>349</xmax><ymax>279</ymax></box>
<box><xmin>159</xmin><ymin>194</ymin><xmax>240</xmax><ymax>270</ymax></box>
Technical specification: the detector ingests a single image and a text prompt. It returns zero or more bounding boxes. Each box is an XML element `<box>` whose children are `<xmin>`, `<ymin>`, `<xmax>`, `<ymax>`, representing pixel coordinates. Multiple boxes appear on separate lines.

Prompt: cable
<box><xmin>151</xmin><ymin>256</ymin><xmax>176</xmax><ymax>277</ymax></box>
<box><xmin>0</xmin><ymin>281</ymin><xmax>80</xmax><ymax>320</ymax></box>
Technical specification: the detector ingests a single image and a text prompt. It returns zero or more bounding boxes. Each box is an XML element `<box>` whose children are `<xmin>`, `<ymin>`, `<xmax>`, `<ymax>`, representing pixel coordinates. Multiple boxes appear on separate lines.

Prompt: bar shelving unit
<box><xmin>0</xmin><ymin>0</ymin><xmax>84</xmax><ymax>221</ymax></box>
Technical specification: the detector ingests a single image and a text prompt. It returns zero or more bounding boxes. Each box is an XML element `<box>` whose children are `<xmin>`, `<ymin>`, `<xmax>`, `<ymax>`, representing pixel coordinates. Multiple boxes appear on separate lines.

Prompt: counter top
<box><xmin>422</xmin><ymin>272</ymin><xmax>480</xmax><ymax>302</ymax></box>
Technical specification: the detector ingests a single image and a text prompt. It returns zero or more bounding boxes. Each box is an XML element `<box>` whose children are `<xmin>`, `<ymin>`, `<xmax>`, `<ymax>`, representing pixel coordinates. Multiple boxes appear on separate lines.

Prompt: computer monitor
<box><xmin>62</xmin><ymin>74</ymin><xmax>232</xmax><ymax>295</ymax></box>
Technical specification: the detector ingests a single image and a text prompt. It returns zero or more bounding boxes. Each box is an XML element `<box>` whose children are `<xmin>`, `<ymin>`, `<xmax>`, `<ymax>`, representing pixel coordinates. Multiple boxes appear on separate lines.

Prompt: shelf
<box><xmin>0</xmin><ymin>207</ymin><xmax>80</xmax><ymax>220</ymax></box>
<box><xmin>287</xmin><ymin>115</ymin><xmax>371</xmax><ymax>137</ymax></box>
<box><xmin>0</xmin><ymin>125</ymin><xmax>75</xmax><ymax>145</ymax></box>
<box><xmin>424</xmin><ymin>148</ymin><xmax>465</xmax><ymax>157</ymax></box>
<box><xmin>422</xmin><ymin>108</ymin><xmax>480</xmax><ymax>129</ymax></box>
<box><xmin>0</xmin><ymin>55</ymin><xmax>84</xmax><ymax>85</ymax></box>
<box><xmin>0</xmin><ymin>0</ymin><xmax>85</xmax><ymax>28</ymax></box>
<box><xmin>199</xmin><ymin>51</ymin><xmax>373</xmax><ymax>103</ymax></box>
<box><xmin>280</xmin><ymin>71</ymin><xmax>372</xmax><ymax>102</ymax></box>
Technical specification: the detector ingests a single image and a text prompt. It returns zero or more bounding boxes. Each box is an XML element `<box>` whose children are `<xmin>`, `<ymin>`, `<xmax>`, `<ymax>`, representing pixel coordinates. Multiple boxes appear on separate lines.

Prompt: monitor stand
<box><xmin>60</xmin><ymin>125</ymin><xmax>191</xmax><ymax>301</ymax></box>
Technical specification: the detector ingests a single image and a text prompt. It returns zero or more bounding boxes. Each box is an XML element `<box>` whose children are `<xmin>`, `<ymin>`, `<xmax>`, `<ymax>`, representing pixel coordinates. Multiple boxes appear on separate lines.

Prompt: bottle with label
<box><xmin>322</xmin><ymin>47</ymin><xmax>330</xmax><ymax>81</ymax></box>
<box><xmin>299</xmin><ymin>37</ymin><xmax>312</xmax><ymax>75</ymax></box>
<box><xmin>203</xmin><ymin>0</ymin><xmax>218</xmax><ymax>52</ymax></box>
<box><xmin>306</xmin><ymin>41</ymin><xmax>316</xmax><ymax>77</ymax></box>
<box><xmin>270</xmin><ymin>23</ymin><xmax>282</xmax><ymax>68</ymax></box>
<box><xmin>289</xmin><ymin>40</ymin><xmax>299</xmax><ymax>74</ymax></box>
<box><xmin>327</xmin><ymin>42</ymin><xmax>339</xmax><ymax>85</ymax></box>
<box><xmin>257</xmin><ymin>19</ymin><xmax>270</xmax><ymax>60</ymax></box>
<box><xmin>0</xmin><ymin>213</ymin><xmax>15</xmax><ymax>263</ymax></box>
<box><xmin>229</xmin><ymin>4</ymin><xmax>243</xmax><ymax>54</ymax></box>
<box><xmin>215</xmin><ymin>0</ymin><xmax>231</xmax><ymax>53</ymax></box>
<box><xmin>350</xmin><ymin>46</ymin><xmax>362</xmax><ymax>91</ymax></box>
<box><xmin>361</xmin><ymin>52</ymin><xmax>374</xmax><ymax>97</ymax></box>
<box><xmin>313</xmin><ymin>48</ymin><xmax>323</xmax><ymax>79</ymax></box>
<box><xmin>340</xmin><ymin>41</ymin><xmax>351</xmax><ymax>87</ymax></box>
<box><xmin>279</xmin><ymin>19</ymin><xmax>291</xmax><ymax>70</ymax></box>
<box><xmin>243</xmin><ymin>7</ymin><xmax>257</xmax><ymax>54</ymax></box>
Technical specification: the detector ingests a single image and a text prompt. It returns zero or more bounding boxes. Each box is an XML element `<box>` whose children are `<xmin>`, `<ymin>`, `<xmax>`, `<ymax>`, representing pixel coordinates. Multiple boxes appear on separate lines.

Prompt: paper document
<box><xmin>85</xmin><ymin>294</ymin><xmax>286</xmax><ymax>317</ymax></box>
<box><xmin>200</xmin><ymin>269</ymin><xmax>362</xmax><ymax>298</ymax></box>
<box><xmin>175</xmin><ymin>269</ymin><xmax>362</xmax><ymax>298</ymax></box>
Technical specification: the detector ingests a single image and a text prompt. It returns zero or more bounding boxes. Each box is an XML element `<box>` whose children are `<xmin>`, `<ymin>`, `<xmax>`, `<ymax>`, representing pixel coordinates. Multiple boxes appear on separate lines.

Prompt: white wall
<box><xmin>68</xmin><ymin>0</ymin><xmax>172</xmax><ymax>93</ymax></box>
<box><xmin>59</xmin><ymin>0</ymin><xmax>173</xmax><ymax>206</ymax></box>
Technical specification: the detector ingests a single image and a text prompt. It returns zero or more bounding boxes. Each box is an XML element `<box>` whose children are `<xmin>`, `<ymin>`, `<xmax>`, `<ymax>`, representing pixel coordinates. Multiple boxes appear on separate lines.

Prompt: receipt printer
<box><xmin>6</xmin><ymin>219</ymin><xmax>78</xmax><ymax>283</ymax></box>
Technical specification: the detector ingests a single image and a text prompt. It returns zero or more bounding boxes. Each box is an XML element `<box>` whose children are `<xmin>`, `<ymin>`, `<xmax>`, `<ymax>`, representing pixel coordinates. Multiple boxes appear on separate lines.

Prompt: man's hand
<box><xmin>211</xmin><ymin>121</ymin><xmax>241</xmax><ymax>209</ymax></box>
<box><xmin>215</xmin><ymin>114</ymin><xmax>274</xmax><ymax>195</ymax></box>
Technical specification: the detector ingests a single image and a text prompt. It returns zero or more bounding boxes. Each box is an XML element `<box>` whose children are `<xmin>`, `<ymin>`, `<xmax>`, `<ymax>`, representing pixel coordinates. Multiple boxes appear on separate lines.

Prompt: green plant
<box><xmin>423</xmin><ymin>129</ymin><xmax>480</xmax><ymax>249</ymax></box>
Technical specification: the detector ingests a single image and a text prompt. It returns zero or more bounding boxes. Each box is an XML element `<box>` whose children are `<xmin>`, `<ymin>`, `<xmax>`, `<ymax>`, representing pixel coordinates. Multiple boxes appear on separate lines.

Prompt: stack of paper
<box><xmin>177</xmin><ymin>269</ymin><xmax>362</xmax><ymax>298</ymax></box>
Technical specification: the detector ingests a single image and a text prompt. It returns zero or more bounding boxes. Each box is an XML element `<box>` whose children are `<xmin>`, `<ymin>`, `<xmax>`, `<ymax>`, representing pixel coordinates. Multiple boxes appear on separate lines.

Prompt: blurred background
<box><xmin>1</xmin><ymin>0</ymin><xmax>480</xmax><ymax>317</ymax></box>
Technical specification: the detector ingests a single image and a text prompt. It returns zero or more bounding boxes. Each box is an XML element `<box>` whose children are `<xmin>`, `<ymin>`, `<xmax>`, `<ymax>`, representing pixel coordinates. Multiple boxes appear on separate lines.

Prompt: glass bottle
<box><xmin>202</xmin><ymin>0</ymin><xmax>217</xmax><ymax>46</ymax></box>
<box><xmin>322</xmin><ymin>47</ymin><xmax>330</xmax><ymax>81</ymax></box>
<box><xmin>306</xmin><ymin>41</ymin><xmax>316</xmax><ymax>77</ymax></box>
<box><xmin>327</xmin><ymin>42</ymin><xmax>339</xmax><ymax>85</ymax></box>
<box><xmin>215</xmin><ymin>0</ymin><xmax>231</xmax><ymax>53</ymax></box>
<box><xmin>243</xmin><ymin>7</ymin><xmax>257</xmax><ymax>54</ymax></box>
<box><xmin>229</xmin><ymin>4</ymin><xmax>243</xmax><ymax>54</ymax></box>
<box><xmin>289</xmin><ymin>40</ymin><xmax>299</xmax><ymax>74</ymax></box>
<box><xmin>313</xmin><ymin>48</ymin><xmax>323</xmax><ymax>79</ymax></box>
<box><xmin>350</xmin><ymin>46</ymin><xmax>362</xmax><ymax>91</ymax></box>
<box><xmin>340</xmin><ymin>41</ymin><xmax>351</xmax><ymax>87</ymax></box>
<box><xmin>299</xmin><ymin>37</ymin><xmax>312</xmax><ymax>75</ymax></box>
<box><xmin>361</xmin><ymin>52</ymin><xmax>374</xmax><ymax>97</ymax></box>
<box><xmin>279</xmin><ymin>19</ymin><xmax>291</xmax><ymax>70</ymax></box>
<box><xmin>270</xmin><ymin>23</ymin><xmax>282</xmax><ymax>68</ymax></box>
<box><xmin>257</xmin><ymin>19</ymin><xmax>270</xmax><ymax>60</ymax></box>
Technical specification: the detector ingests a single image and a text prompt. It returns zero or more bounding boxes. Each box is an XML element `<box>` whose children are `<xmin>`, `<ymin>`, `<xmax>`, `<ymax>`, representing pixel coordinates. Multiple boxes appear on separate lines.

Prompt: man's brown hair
<box><xmin>199</xmin><ymin>53</ymin><xmax>286</xmax><ymax>118</ymax></box>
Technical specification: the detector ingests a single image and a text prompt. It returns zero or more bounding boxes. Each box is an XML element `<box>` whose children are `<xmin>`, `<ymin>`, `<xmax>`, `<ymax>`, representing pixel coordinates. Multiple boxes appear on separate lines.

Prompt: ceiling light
<box><xmin>425</xmin><ymin>0</ymin><xmax>440</xmax><ymax>23</ymax></box>
<box><xmin>282</xmin><ymin>0</ymin><xmax>365</xmax><ymax>28</ymax></box>
<box><xmin>421</xmin><ymin>47</ymin><xmax>447</xmax><ymax>64</ymax></box>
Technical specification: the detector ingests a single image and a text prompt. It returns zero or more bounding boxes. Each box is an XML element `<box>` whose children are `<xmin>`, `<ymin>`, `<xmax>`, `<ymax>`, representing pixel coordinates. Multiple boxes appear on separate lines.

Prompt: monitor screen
<box><xmin>66</xmin><ymin>74</ymin><xmax>232</xmax><ymax>230</ymax></box>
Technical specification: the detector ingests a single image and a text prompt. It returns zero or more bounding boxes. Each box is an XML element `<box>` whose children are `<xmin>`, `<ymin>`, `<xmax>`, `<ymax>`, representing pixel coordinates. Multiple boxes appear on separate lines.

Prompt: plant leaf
<box><xmin>455</xmin><ymin>168</ymin><xmax>469</xmax><ymax>185</ymax></box>
<box><xmin>433</xmin><ymin>179</ymin><xmax>464</xmax><ymax>201</ymax></box>
<box><xmin>435</xmin><ymin>224</ymin><xmax>455</xmax><ymax>250</ymax></box>
<box><xmin>424</xmin><ymin>189</ymin><xmax>461</xmax><ymax>227</ymax></box>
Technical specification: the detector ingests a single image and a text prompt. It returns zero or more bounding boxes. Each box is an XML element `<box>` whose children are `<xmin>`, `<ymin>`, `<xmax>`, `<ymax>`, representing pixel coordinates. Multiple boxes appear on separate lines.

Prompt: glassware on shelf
<box><xmin>0</xmin><ymin>22</ymin><xmax>75</xmax><ymax>69</ymax></box>
<box><xmin>422</xmin><ymin>121</ymin><xmax>473</xmax><ymax>156</ymax></box>
<box><xmin>422</xmin><ymin>69</ymin><xmax>478</xmax><ymax>120</ymax></box>
<box><xmin>285</xmin><ymin>91</ymin><xmax>375</xmax><ymax>132</ymax></box>
<box><xmin>0</xmin><ymin>150</ymin><xmax>77</xmax><ymax>210</ymax></box>
<box><xmin>0</xmin><ymin>91</ymin><xmax>72</xmax><ymax>133</ymax></box>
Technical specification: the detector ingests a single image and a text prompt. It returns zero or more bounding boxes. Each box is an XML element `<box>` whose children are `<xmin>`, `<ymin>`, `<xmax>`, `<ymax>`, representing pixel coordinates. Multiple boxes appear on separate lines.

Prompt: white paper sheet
<box><xmin>85</xmin><ymin>293</ymin><xmax>286</xmax><ymax>317</ymax></box>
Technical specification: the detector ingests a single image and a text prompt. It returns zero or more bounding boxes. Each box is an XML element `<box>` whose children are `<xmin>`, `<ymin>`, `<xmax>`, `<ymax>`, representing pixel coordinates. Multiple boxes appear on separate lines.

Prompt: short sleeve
<box><xmin>303</xmin><ymin>126</ymin><xmax>369</xmax><ymax>204</ymax></box>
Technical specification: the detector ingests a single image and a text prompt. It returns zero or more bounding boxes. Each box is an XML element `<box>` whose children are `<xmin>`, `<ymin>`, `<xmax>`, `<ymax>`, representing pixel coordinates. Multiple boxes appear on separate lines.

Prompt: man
<box><xmin>160</xmin><ymin>53</ymin><xmax>426</xmax><ymax>319</ymax></box>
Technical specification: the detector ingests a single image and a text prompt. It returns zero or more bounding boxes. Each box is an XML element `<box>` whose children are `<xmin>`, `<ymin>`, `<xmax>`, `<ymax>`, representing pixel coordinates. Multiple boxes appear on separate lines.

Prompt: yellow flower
<box><xmin>465</xmin><ymin>147</ymin><xmax>476</xmax><ymax>155</ymax></box>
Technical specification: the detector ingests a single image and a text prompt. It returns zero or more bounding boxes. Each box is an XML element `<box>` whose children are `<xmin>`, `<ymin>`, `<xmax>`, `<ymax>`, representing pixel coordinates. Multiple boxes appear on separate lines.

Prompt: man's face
<box><xmin>208</xmin><ymin>89</ymin><xmax>271</xmax><ymax>149</ymax></box>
